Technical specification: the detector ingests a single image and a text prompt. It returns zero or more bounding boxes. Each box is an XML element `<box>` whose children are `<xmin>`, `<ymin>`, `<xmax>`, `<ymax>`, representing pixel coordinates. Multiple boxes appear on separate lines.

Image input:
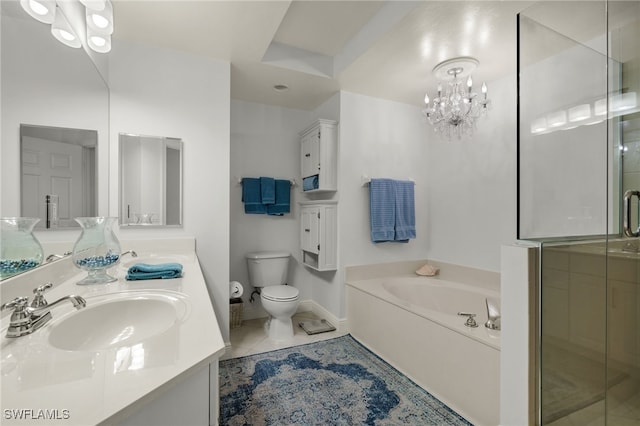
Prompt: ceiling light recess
<box><xmin>273</xmin><ymin>84</ymin><xmax>290</xmax><ymax>93</ymax></box>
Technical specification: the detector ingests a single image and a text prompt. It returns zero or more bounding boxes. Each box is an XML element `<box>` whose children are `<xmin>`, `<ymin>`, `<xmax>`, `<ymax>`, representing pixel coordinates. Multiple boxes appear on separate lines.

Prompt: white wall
<box><xmin>229</xmin><ymin>100</ymin><xmax>314</xmax><ymax>319</ymax></box>
<box><xmin>109</xmin><ymin>40</ymin><xmax>231</xmax><ymax>342</ymax></box>
<box><xmin>425</xmin><ymin>73</ymin><xmax>518</xmax><ymax>272</ymax></box>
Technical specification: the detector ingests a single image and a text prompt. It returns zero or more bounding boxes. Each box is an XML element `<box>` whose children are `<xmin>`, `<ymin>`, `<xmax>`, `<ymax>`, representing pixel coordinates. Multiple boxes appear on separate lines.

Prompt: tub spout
<box><xmin>485</xmin><ymin>297</ymin><xmax>501</xmax><ymax>330</ymax></box>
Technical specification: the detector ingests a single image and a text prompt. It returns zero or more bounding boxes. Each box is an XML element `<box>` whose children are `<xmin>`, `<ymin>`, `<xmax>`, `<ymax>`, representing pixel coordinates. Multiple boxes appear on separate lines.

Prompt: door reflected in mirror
<box><xmin>20</xmin><ymin>124</ymin><xmax>98</xmax><ymax>229</ymax></box>
<box><xmin>119</xmin><ymin>133</ymin><xmax>183</xmax><ymax>227</ymax></box>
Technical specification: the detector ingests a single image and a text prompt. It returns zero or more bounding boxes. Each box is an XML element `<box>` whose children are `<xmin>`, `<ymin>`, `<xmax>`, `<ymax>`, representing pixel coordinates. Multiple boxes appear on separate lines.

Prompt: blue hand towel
<box><xmin>242</xmin><ymin>178</ymin><xmax>266</xmax><ymax>214</ymax></box>
<box><xmin>126</xmin><ymin>263</ymin><xmax>183</xmax><ymax>280</ymax></box>
<box><xmin>394</xmin><ymin>180</ymin><xmax>416</xmax><ymax>241</ymax></box>
<box><xmin>267</xmin><ymin>179</ymin><xmax>291</xmax><ymax>216</ymax></box>
<box><xmin>303</xmin><ymin>175</ymin><xmax>319</xmax><ymax>191</ymax></box>
<box><xmin>260</xmin><ymin>177</ymin><xmax>275</xmax><ymax>205</ymax></box>
<box><xmin>370</xmin><ymin>178</ymin><xmax>396</xmax><ymax>242</ymax></box>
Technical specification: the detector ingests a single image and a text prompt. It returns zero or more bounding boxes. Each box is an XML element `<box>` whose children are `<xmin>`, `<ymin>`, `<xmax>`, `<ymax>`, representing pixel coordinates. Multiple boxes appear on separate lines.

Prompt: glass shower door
<box><xmin>606</xmin><ymin>3</ymin><xmax>640</xmax><ymax>424</ymax></box>
<box><xmin>519</xmin><ymin>1</ymin><xmax>640</xmax><ymax>424</ymax></box>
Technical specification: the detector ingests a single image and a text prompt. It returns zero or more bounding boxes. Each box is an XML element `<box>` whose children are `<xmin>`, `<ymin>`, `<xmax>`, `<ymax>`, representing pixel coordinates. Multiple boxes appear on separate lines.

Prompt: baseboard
<box><xmin>240</xmin><ymin>299</ymin><xmax>348</xmax><ymax>333</ymax></box>
<box><xmin>303</xmin><ymin>300</ymin><xmax>348</xmax><ymax>333</ymax></box>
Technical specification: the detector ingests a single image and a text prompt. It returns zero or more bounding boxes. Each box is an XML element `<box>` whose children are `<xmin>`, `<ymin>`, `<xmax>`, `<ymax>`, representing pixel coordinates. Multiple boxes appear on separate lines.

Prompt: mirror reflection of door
<box><xmin>20</xmin><ymin>124</ymin><xmax>97</xmax><ymax>229</ymax></box>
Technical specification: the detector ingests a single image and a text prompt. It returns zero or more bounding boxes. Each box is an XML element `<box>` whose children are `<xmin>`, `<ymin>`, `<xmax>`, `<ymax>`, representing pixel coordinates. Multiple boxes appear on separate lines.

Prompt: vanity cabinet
<box><xmin>300</xmin><ymin>119</ymin><xmax>338</xmax><ymax>193</ymax></box>
<box><xmin>300</xmin><ymin>201</ymin><xmax>337</xmax><ymax>271</ymax></box>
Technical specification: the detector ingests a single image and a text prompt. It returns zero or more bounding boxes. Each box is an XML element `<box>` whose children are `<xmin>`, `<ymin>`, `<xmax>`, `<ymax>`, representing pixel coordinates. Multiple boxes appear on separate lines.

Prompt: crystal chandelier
<box><xmin>423</xmin><ymin>57</ymin><xmax>491</xmax><ymax>139</ymax></box>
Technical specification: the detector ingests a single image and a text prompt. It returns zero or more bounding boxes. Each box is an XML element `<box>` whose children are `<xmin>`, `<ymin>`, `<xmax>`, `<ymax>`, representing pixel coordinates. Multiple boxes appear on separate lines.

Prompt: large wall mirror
<box><xmin>119</xmin><ymin>133</ymin><xmax>183</xmax><ymax>227</ymax></box>
<box><xmin>20</xmin><ymin>124</ymin><xmax>98</xmax><ymax>229</ymax></box>
<box><xmin>2</xmin><ymin>1</ymin><xmax>109</xmax><ymax>227</ymax></box>
<box><xmin>1</xmin><ymin>1</ymin><xmax>109</xmax><ymax>280</ymax></box>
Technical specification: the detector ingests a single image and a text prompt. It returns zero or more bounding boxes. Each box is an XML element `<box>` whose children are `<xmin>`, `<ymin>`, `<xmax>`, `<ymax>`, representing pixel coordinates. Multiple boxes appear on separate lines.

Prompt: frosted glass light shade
<box><xmin>20</xmin><ymin>0</ymin><xmax>55</xmax><ymax>24</ymax></box>
<box><xmin>87</xmin><ymin>29</ymin><xmax>111</xmax><ymax>53</ymax></box>
<box><xmin>594</xmin><ymin>98</ymin><xmax>607</xmax><ymax>116</ymax></box>
<box><xmin>531</xmin><ymin>117</ymin><xmax>548</xmax><ymax>134</ymax></box>
<box><xmin>51</xmin><ymin>7</ymin><xmax>81</xmax><ymax>48</ymax></box>
<box><xmin>568</xmin><ymin>104</ymin><xmax>591</xmax><ymax>122</ymax></box>
<box><xmin>547</xmin><ymin>110</ymin><xmax>567</xmax><ymax>128</ymax></box>
<box><xmin>611</xmin><ymin>92</ymin><xmax>637</xmax><ymax>113</ymax></box>
<box><xmin>86</xmin><ymin>0</ymin><xmax>113</xmax><ymax>35</ymax></box>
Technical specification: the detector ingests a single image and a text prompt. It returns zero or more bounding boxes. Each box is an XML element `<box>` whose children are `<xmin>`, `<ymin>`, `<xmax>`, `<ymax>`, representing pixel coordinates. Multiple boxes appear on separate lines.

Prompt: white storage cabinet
<box><xmin>300</xmin><ymin>119</ymin><xmax>338</xmax><ymax>192</ymax></box>
<box><xmin>300</xmin><ymin>201</ymin><xmax>337</xmax><ymax>271</ymax></box>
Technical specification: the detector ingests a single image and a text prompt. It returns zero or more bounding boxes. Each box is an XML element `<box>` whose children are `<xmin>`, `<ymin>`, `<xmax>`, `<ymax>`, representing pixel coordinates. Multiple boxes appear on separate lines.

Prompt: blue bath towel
<box><xmin>260</xmin><ymin>177</ymin><xmax>275</xmax><ymax>205</ymax></box>
<box><xmin>394</xmin><ymin>180</ymin><xmax>416</xmax><ymax>241</ymax></box>
<box><xmin>303</xmin><ymin>175</ymin><xmax>319</xmax><ymax>191</ymax></box>
<box><xmin>370</xmin><ymin>178</ymin><xmax>396</xmax><ymax>242</ymax></box>
<box><xmin>126</xmin><ymin>263</ymin><xmax>183</xmax><ymax>280</ymax></box>
<box><xmin>267</xmin><ymin>179</ymin><xmax>291</xmax><ymax>216</ymax></box>
<box><xmin>242</xmin><ymin>178</ymin><xmax>267</xmax><ymax>214</ymax></box>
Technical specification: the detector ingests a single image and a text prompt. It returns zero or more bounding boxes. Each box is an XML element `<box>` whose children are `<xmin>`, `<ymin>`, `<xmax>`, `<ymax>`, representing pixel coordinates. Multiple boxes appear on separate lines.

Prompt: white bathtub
<box><xmin>346</xmin><ymin>274</ymin><xmax>500</xmax><ymax>426</ymax></box>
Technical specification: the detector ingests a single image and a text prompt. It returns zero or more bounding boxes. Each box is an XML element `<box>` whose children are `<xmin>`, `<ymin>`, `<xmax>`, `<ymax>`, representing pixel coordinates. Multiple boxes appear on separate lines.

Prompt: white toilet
<box><xmin>245</xmin><ymin>251</ymin><xmax>300</xmax><ymax>340</ymax></box>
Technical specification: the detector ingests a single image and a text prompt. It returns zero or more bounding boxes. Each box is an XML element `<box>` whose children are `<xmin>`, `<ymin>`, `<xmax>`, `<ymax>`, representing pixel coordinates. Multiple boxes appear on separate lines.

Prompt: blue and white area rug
<box><xmin>219</xmin><ymin>335</ymin><xmax>472</xmax><ymax>425</ymax></box>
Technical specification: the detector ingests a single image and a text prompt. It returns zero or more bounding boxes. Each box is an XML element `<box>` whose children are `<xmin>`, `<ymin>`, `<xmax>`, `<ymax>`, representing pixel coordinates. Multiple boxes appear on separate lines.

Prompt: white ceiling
<box><xmin>111</xmin><ymin>1</ymin><xmax>636</xmax><ymax>111</ymax></box>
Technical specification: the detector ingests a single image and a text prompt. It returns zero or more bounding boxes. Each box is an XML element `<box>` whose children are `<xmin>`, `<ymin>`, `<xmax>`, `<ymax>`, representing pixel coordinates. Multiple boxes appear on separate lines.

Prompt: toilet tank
<box><xmin>245</xmin><ymin>251</ymin><xmax>290</xmax><ymax>288</ymax></box>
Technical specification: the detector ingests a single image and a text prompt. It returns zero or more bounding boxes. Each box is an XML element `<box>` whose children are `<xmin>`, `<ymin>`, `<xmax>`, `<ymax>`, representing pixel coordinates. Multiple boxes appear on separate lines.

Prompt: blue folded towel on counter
<box><xmin>242</xmin><ymin>177</ymin><xmax>267</xmax><ymax>214</ymax></box>
<box><xmin>303</xmin><ymin>175</ymin><xmax>319</xmax><ymax>191</ymax></box>
<box><xmin>260</xmin><ymin>177</ymin><xmax>275</xmax><ymax>205</ymax></box>
<box><xmin>267</xmin><ymin>179</ymin><xmax>291</xmax><ymax>216</ymax></box>
<box><xmin>126</xmin><ymin>263</ymin><xmax>183</xmax><ymax>280</ymax></box>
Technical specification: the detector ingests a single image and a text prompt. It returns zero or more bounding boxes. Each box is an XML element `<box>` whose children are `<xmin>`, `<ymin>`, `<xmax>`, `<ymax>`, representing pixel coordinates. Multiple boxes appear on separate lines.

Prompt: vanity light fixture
<box><xmin>422</xmin><ymin>56</ymin><xmax>491</xmax><ymax>139</ymax></box>
<box><xmin>20</xmin><ymin>0</ymin><xmax>114</xmax><ymax>53</ymax></box>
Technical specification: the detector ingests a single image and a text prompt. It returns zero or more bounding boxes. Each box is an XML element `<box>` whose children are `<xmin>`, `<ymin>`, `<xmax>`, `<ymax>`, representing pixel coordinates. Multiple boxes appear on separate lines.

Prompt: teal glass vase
<box><xmin>0</xmin><ymin>217</ymin><xmax>44</xmax><ymax>279</ymax></box>
<box><xmin>72</xmin><ymin>217</ymin><xmax>121</xmax><ymax>285</ymax></box>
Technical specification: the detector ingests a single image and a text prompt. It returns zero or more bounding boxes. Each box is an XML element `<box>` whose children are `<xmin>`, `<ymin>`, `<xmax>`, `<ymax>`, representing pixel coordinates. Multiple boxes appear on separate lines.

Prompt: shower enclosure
<box><xmin>518</xmin><ymin>1</ymin><xmax>640</xmax><ymax>424</ymax></box>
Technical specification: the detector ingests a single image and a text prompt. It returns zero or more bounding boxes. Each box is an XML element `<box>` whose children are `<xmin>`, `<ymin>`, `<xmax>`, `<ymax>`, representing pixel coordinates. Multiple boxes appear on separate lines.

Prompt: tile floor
<box><xmin>547</xmin><ymin>377</ymin><xmax>640</xmax><ymax>426</ymax></box>
<box><xmin>222</xmin><ymin>311</ymin><xmax>348</xmax><ymax>360</ymax></box>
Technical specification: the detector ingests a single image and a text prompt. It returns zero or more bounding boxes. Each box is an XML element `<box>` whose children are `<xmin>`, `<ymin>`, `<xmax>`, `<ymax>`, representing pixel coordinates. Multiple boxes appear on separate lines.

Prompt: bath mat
<box><xmin>219</xmin><ymin>334</ymin><xmax>472</xmax><ymax>425</ymax></box>
<box><xmin>298</xmin><ymin>318</ymin><xmax>336</xmax><ymax>335</ymax></box>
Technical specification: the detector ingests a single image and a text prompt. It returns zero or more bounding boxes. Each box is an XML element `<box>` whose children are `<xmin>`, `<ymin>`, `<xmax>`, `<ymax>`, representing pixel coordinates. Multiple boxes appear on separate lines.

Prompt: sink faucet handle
<box><xmin>457</xmin><ymin>312</ymin><xmax>478</xmax><ymax>328</ymax></box>
<box><xmin>1</xmin><ymin>297</ymin><xmax>29</xmax><ymax>312</ymax></box>
<box><xmin>31</xmin><ymin>282</ymin><xmax>53</xmax><ymax>308</ymax></box>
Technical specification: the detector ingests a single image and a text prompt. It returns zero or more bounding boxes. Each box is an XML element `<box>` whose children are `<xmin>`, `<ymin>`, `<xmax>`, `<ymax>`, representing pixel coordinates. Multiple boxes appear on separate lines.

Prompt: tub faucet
<box><xmin>485</xmin><ymin>297</ymin><xmax>501</xmax><ymax>330</ymax></box>
<box><xmin>0</xmin><ymin>283</ymin><xmax>86</xmax><ymax>338</ymax></box>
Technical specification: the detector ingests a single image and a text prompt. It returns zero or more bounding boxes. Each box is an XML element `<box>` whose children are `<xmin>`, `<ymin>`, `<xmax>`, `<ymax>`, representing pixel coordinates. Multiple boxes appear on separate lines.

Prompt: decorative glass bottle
<box><xmin>72</xmin><ymin>217</ymin><xmax>121</xmax><ymax>285</ymax></box>
<box><xmin>0</xmin><ymin>217</ymin><xmax>44</xmax><ymax>279</ymax></box>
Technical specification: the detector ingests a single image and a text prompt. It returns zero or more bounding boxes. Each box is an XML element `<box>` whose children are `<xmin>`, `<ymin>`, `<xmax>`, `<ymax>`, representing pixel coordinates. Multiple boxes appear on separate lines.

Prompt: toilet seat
<box><xmin>261</xmin><ymin>285</ymin><xmax>299</xmax><ymax>302</ymax></box>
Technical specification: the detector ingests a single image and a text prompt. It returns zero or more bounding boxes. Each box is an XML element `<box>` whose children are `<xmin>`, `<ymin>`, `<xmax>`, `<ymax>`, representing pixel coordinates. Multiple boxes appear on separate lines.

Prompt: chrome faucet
<box><xmin>0</xmin><ymin>283</ymin><xmax>86</xmax><ymax>338</ymax></box>
<box><xmin>485</xmin><ymin>297</ymin><xmax>501</xmax><ymax>330</ymax></box>
<box><xmin>45</xmin><ymin>251</ymin><xmax>72</xmax><ymax>262</ymax></box>
<box><xmin>120</xmin><ymin>250</ymin><xmax>138</xmax><ymax>259</ymax></box>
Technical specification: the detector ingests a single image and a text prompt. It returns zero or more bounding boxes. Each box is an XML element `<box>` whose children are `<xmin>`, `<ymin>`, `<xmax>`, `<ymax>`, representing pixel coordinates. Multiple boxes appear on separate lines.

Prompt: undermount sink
<box><xmin>48</xmin><ymin>291</ymin><xmax>189</xmax><ymax>351</ymax></box>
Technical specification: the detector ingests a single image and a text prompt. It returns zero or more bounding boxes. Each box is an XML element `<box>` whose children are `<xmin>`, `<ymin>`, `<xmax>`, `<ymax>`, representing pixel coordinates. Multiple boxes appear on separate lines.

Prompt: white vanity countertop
<box><xmin>0</xmin><ymin>238</ymin><xmax>225</xmax><ymax>425</ymax></box>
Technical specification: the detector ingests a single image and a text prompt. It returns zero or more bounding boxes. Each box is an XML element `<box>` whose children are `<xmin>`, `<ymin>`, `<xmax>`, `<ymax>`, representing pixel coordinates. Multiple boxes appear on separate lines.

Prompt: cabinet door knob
<box><xmin>305</xmin><ymin>153</ymin><xmax>311</xmax><ymax>157</ymax></box>
<box><xmin>304</xmin><ymin>229</ymin><xmax>310</xmax><ymax>232</ymax></box>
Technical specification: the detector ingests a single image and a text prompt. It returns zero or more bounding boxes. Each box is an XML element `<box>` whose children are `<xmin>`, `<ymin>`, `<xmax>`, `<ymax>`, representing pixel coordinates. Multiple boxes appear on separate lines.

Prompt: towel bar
<box><xmin>361</xmin><ymin>175</ymin><xmax>416</xmax><ymax>186</ymax></box>
<box><xmin>236</xmin><ymin>177</ymin><xmax>297</xmax><ymax>187</ymax></box>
